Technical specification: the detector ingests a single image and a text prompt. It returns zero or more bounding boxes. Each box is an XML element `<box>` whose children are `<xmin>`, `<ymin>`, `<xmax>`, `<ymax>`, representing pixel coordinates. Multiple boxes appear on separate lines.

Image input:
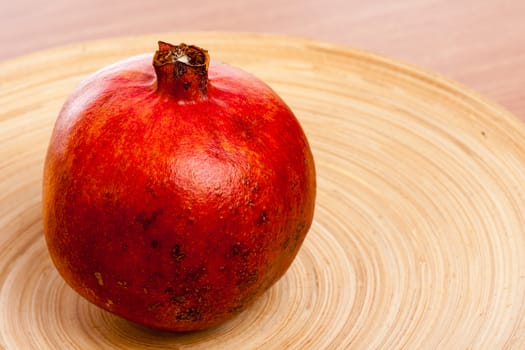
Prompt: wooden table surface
<box><xmin>1</xmin><ymin>0</ymin><xmax>524</xmax><ymax>120</ymax></box>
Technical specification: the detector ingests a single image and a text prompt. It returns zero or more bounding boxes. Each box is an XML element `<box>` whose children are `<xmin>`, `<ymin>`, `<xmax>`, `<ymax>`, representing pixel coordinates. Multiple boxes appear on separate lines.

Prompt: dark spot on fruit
<box><xmin>185</xmin><ymin>266</ymin><xmax>206</xmax><ymax>281</ymax></box>
<box><xmin>230</xmin><ymin>242</ymin><xmax>250</xmax><ymax>258</ymax></box>
<box><xmin>175</xmin><ymin>307</ymin><xmax>202</xmax><ymax>322</ymax></box>
<box><xmin>164</xmin><ymin>287</ymin><xmax>174</xmax><ymax>294</ymax></box>
<box><xmin>151</xmin><ymin>240</ymin><xmax>161</xmax><ymax>249</ymax></box>
<box><xmin>257</xmin><ymin>210</ymin><xmax>268</xmax><ymax>225</ymax></box>
<box><xmin>136</xmin><ymin>209</ymin><xmax>163</xmax><ymax>230</ymax></box>
<box><xmin>295</xmin><ymin>221</ymin><xmax>306</xmax><ymax>234</ymax></box>
<box><xmin>295</xmin><ymin>221</ymin><xmax>306</xmax><ymax>238</ymax></box>
<box><xmin>283</xmin><ymin>221</ymin><xmax>306</xmax><ymax>250</ymax></box>
<box><xmin>171</xmin><ymin>244</ymin><xmax>185</xmax><ymax>262</ymax></box>
<box><xmin>241</xmin><ymin>178</ymin><xmax>259</xmax><ymax>193</ymax></box>
<box><xmin>171</xmin><ymin>294</ymin><xmax>186</xmax><ymax>305</ymax></box>
<box><xmin>286</xmin><ymin>221</ymin><xmax>307</xmax><ymax>251</ymax></box>
<box><xmin>145</xmin><ymin>184</ymin><xmax>157</xmax><ymax>198</ymax></box>
<box><xmin>231</xmin><ymin>243</ymin><xmax>241</xmax><ymax>256</ymax></box>
<box><xmin>183</xmin><ymin>81</ymin><xmax>192</xmax><ymax>91</ymax></box>
<box><xmin>282</xmin><ymin>235</ymin><xmax>291</xmax><ymax>249</ymax></box>
<box><xmin>148</xmin><ymin>302</ymin><xmax>162</xmax><ymax>311</ymax></box>
<box><xmin>236</xmin><ymin>270</ymin><xmax>258</xmax><ymax>286</ymax></box>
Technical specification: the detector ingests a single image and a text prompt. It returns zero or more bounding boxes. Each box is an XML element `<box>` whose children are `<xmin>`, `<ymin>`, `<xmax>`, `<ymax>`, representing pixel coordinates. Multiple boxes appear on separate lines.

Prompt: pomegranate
<box><xmin>42</xmin><ymin>41</ymin><xmax>316</xmax><ymax>331</ymax></box>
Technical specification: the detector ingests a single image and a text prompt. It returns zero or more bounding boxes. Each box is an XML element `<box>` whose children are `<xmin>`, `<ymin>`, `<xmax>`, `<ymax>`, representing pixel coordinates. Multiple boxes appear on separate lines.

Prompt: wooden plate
<box><xmin>1</xmin><ymin>33</ymin><xmax>525</xmax><ymax>349</ymax></box>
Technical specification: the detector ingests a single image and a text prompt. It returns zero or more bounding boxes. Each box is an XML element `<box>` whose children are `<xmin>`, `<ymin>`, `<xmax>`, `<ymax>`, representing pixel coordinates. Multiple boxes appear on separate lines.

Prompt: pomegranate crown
<box><xmin>153</xmin><ymin>41</ymin><xmax>210</xmax><ymax>99</ymax></box>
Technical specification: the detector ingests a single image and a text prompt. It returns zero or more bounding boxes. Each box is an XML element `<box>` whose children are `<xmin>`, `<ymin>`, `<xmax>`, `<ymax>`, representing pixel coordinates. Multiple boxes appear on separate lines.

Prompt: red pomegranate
<box><xmin>42</xmin><ymin>41</ymin><xmax>316</xmax><ymax>331</ymax></box>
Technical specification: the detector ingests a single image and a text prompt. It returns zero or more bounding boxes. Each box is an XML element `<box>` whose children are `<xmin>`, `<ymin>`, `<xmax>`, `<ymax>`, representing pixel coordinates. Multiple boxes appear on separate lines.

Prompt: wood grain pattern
<box><xmin>1</xmin><ymin>33</ymin><xmax>525</xmax><ymax>349</ymax></box>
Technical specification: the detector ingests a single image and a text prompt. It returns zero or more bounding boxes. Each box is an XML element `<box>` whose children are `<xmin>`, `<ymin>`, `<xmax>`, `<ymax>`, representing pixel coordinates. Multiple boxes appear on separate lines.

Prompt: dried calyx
<box><xmin>153</xmin><ymin>41</ymin><xmax>210</xmax><ymax>99</ymax></box>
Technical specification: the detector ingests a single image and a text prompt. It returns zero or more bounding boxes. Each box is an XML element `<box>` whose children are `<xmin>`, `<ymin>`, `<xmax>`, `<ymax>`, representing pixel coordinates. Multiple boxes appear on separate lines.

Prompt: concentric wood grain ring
<box><xmin>1</xmin><ymin>33</ymin><xmax>525</xmax><ymax>349</ymax></box>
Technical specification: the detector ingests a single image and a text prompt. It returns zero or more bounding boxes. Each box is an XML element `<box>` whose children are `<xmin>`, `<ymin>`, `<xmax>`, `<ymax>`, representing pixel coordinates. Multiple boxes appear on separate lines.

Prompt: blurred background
<box><xmin>1</xmin><ymin>0</ymin><xmax>524</xmax><ymax>118</ymax></box>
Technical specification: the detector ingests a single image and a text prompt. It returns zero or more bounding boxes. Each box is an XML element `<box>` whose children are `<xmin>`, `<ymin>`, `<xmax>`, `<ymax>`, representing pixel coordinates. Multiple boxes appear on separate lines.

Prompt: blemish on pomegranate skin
<box><xmin>236</xmin><ymin>270</ymin><xmax>258</xmax><ymax>286</ymax></box>
<box><xmin>148</xmin><ymin>301</ymin><xmax>162</xmax><ymax>311</ymax></box>
<box><xmin>185</xmin><ymin>266</ymin><xmax>207</xmax><ymax>281</ymax></box>
<box><xmin>176</xmin><ymin>307</ymin><xmax>203</xmax><ymax>322</ymax></box>
<box><xmin>282</xmin><ymin>235</ymin><xmax>291</xmax><ymax>250</ymax></box>
<box><xmin>257</xmin><ymin>210</ymin><xmax>268</xmax><ymax>225</ymax></box>
<box><xmin>136</xmin><ymin>209</ymin><xmax>164</xmax><ymax>230</ymax></box>
<box><xmin>230</xmin><ymin>242</ymin><xmax>250</xmax><ymax>257</ymax></box>
<box><xmin>145</xmin><ymin>185</ymin><xmax>157</xmax><ymax>198</ymax></box>
<box><xmin>94</xmin><ymin>272</ymin><xmax>104</xmax><ymax>286</ymax></box>
<box><xmin>171</xmin><ymin>294</ymin><xmax>186</xmax><ymax>305</ymax></box>
<box><xmin>294</xmin><ymin>221</ymin><xmax>306</xmax><ymax>242</ymax></box>
<box><xmin>171</xmin><ymin>244</ymin><xmax>185</xmax><ymax>261</ymax></box>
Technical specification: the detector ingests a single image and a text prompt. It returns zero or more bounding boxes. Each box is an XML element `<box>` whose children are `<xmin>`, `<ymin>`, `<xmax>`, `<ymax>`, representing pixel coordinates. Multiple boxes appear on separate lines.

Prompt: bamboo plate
<box><xmin>1</xmin><ymin>33</ymin><xmax>525</xmax><ymax>349</ymax></box>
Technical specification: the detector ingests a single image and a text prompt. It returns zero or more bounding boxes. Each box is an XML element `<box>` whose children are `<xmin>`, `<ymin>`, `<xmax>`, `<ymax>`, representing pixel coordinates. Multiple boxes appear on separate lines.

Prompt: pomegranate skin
<box><xmin>42</xmin><ymin>48</ymin><xmax>316</xmax><ymax>331</ymax></box>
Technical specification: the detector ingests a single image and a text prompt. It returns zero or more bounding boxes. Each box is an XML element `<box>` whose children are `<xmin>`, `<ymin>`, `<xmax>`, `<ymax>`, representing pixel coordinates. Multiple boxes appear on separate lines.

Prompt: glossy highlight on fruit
<box><xmin>42</xmin><ymin>41</ymin><xmax>316</xmax><ymax>331</ymax></box>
